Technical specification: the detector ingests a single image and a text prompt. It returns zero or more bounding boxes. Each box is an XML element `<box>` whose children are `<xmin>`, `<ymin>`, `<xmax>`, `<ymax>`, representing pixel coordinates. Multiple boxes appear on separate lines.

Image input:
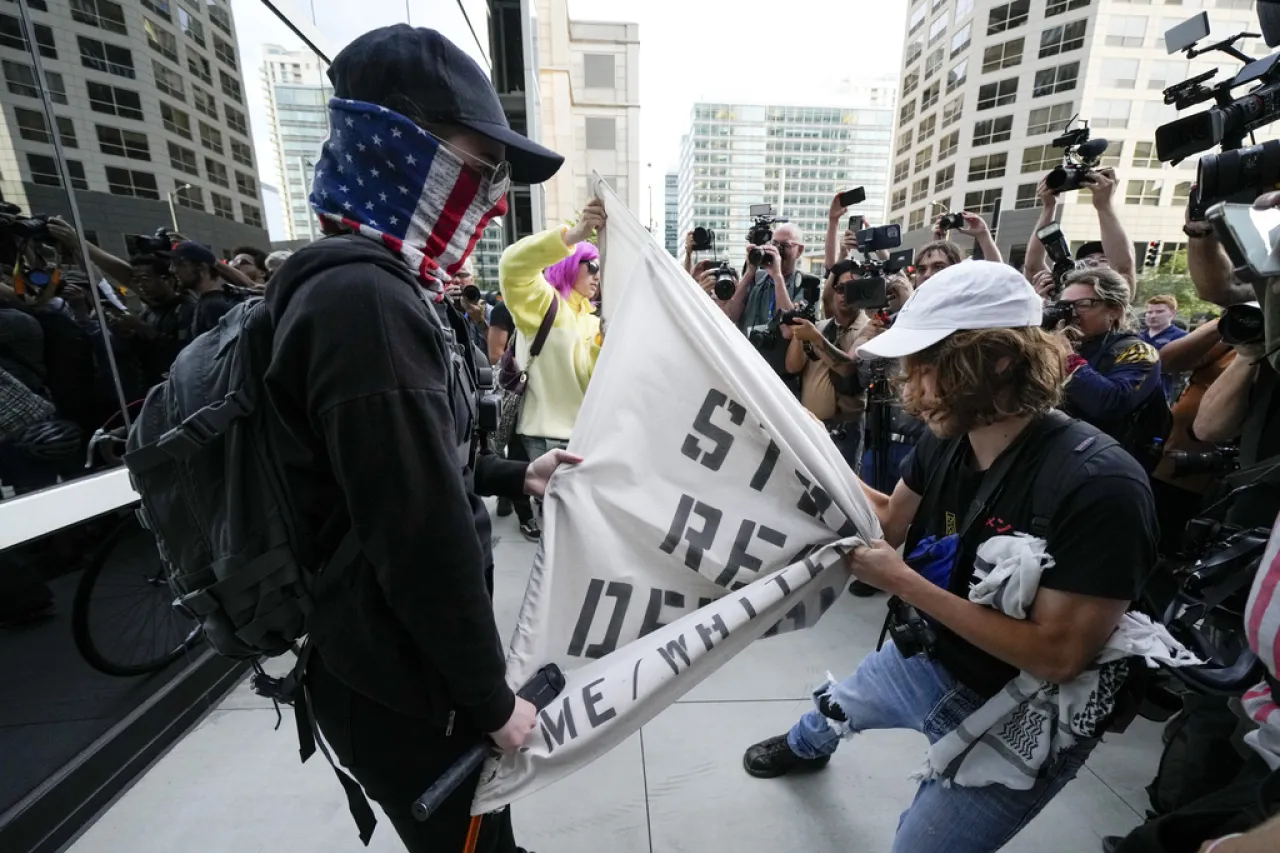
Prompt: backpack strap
<box><xmin>1026</xmin><ymin>411</ymin><xmax>1113</xmax><ymax>539</ymax></box>
<box><xmin>528</xmin><ymin>296</ymin><xmax>560</xmax><ymax>360</ymax></box>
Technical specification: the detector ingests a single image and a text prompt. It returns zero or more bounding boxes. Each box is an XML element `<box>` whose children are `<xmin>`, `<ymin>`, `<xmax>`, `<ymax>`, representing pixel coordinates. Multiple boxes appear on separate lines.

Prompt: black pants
<box><xmin>306</xmin><ymin>651</ymin><xmax>517</xmax><ymax>853</ymax></box>
<box><xmin>506</xmin><ymin>434</ymin><xmax>534</xmax><ymax>525</ymax></box>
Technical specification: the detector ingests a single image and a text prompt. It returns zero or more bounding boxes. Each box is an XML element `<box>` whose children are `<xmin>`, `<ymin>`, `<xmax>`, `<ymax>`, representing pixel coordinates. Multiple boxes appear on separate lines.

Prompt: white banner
<box><xmin>471</xmin><ymin>175</ymin><xmax>882</xmax><ymax>813</ymax></box>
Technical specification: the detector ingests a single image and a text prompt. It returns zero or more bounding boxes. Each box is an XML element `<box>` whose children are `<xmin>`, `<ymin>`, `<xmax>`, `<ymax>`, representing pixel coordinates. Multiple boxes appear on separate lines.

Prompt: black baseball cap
<box><xmin>1075</xmin><ymin>240</ymin><xmax>1105</xmax><ymax>261</ymax></box>
<box><xmin>329</xmin><ymin>25</ymin><xmax>564</xmax><ymax>185</ymax></box>
<box><xmin>168</xmin><ymin>241</ymin><xmax>218</xmax><ymax>266</ymax></box>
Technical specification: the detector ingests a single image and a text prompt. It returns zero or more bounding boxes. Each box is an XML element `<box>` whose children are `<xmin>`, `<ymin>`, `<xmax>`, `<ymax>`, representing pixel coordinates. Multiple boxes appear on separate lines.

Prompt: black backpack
<box><xmin>122</xmin><ymin>238</ymin><xmax>413</xmax><ymax>660</ymax></box>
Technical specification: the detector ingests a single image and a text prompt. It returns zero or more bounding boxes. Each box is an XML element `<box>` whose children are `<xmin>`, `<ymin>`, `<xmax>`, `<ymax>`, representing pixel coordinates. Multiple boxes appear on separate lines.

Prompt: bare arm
<box><xmin>1023</xmin><ymin>179</ymin><xmax>1056</xmax><ymax>281</ymax></box>
<box><xmin>825</xmin><ymin>194</ymin><xmax>848</xmax><ymax>270</ymax></box>
<box><xmin>47</xmin><ymin>217</ymin><xmax>134</xmax><ymax>289</ymax></box>
<box><xmin>785</xmin><ymin>329</ymin><xmax>807</xmax><ymax>375</ymax></box>
<box><xmin>1082</xmin><ymin>168</ymin><xmax>1136</xmax><ymax>286</ymax></box>
<box><xmin>214</xmin><ymin>261</ymin><xmax>257</xmax><ymax>289</ymax></box>
<box><xmin>1187</xmin><ymin>230</ymin><xmax>1256</xmax><ymax>307</ymax></box>
<box><xmin>858</xmin><ymin>479</ymin><xmax>920</xmax><ymax>549</ymax></box>
<box><xmin>1159</xmin><ymin>319</ymin><xmax>1226</xmax><ymax>373</ymax></box>
<box><xmin>724</xmin><ymin>264</ymin><xmax>754</xmax><ymax>324</ymax></box>
<box><xmin>1194</xmin><ymin>350</ymin><xmax>1259</xmax><ymax>442</ymax></box>
<box><xmin>486</xmin><ymin>324</ymin><xmax>508</xmax><ymax>365</ymax></box>
<box><xmin>682</xmin><ymin>231</ymin><xmax>696</xmax><ymax>276</ymax></box>
<box><xmin>1210</xmin><ymin>813</ymin><xmax>1280</xmax><ymax>853</ymax></box>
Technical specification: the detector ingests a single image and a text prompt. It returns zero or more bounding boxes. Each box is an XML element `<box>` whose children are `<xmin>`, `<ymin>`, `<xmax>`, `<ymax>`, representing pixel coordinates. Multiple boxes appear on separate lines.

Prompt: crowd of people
<box><xmin>1</xmin><ymin>18</ymin><xmax>1278</xmax><ymax>853</ymax></box>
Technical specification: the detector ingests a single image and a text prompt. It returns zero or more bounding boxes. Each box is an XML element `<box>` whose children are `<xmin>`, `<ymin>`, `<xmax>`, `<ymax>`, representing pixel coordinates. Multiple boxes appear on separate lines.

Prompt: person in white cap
<box><xmin>741</xmin><ymin>261</ymin><xmax>1158</xmax><ymax>853</ymax></box>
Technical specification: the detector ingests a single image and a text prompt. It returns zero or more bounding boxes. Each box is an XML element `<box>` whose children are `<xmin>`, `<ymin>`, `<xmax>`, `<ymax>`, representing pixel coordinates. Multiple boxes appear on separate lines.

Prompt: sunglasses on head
<box><xmin>581</xmin><ymin>259</ymin><xmax>600</xmax><ymax>275</ymax></box>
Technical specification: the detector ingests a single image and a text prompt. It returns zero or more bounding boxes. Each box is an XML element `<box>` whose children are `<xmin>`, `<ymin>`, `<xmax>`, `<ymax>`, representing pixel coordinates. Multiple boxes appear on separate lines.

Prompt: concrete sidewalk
<box><xmin>66</xmin><ymin>504</ymin><xmax>1159</xmax><ymax>853</ymax></box>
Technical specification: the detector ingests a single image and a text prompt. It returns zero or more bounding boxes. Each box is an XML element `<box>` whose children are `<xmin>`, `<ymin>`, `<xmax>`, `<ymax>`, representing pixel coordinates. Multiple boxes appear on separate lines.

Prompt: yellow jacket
<box><xmin>498</xmin><ymin>228</ymin><xmax>601</xmax><ymax>440</ymax></box>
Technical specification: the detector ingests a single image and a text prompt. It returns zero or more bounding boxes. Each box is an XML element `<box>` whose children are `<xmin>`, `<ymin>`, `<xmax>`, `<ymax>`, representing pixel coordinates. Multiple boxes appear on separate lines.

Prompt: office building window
<box><xmin>897</xmin><ymin>128</ymin><xmax>914</xmax><ymax>155</ymax></box>
<box><xmin>168</xmin><ymin>141</ymin><xmax>197</xmax><ymax>174</ymax></box>
<box><xmin>235</xmin><ymin>171</ymin><xmax>257</xmax><ymax>198</ymax></box>
<box><xmin>1</xmin><ymin>60</ymin><xmax>59</xmax><ymax>100</ymax></box>
<box><xmin>912</xmin><ymin>176</ymin><xmax>930</xmax><ymax>202</ymax></box>
<box><xmin>909</xmin><ymin>208</ymin><xmax>926</xmax><ymax>231</ymax></box>
<box><xmin>951</xmin><ymin>23</ymin><xmax>971</xmax><ymax>57</ymax></box>
<box><xmin>906</xmin><ymin>36</ymin><xmax>923</xmax><ymax>66</ymax></box>
<box><xmin>213</xmin><ymin>34</ymin><xmax>236</xmax><ymax>69</ymax></box>
<box><xmin>97</xmin><ymin>124</ymin><xmax>150</xmax><ymax>160</ymax></box>
<box><xmin>919</xmin><ymin>113</ymin><xmax>937</xmax><ymax>141</ymax></box>
<box><xmin>899</xmin><ymin>99</ymin><xmax>916</xmax><ymax>125</ymax></box>
<box><xmin>154</xmin><ymin>59</ymin><xmax>185</xmax><ymax>100</ymax></box>
<box><xmin>977</xmin><ymin>77</ymin><xmax>1017</xmax><ymax>110</ymax></box>
<box><xmin>988</xmin><ymin>0</ymin><xmax>1029</xmax><ymax>35</ymax></box>
<box><xmin>14</xmin><ymin>108</ymin><xmax>49</xmax><ymax>143</ymax></box>
<box><xmin>1033</xmin><ymin>62</ymin><xmax>1079</xmax><ymax>97</ymax></box>
<box><xmin>955</xmin><ymin>0</ymin><xmax>973</xmax><ymax>18</ymax></box>
<box><xmin>920</xmin><ymin>81</ymin><xmax>940</xmax><ymax>110</ymax></box>
<box><xmin>1100</xmin><ymin>141</ymin><xmax>1122</xmax><ymax>168</ymax></box>
<box><xmin>161</xmin><ymin>102</ymin><xmax>191</xmax><ymax>138</ymax></box>
<box><xmin>205</xmin><ymin>157</ymin><xmax>228</xmax><ymax>186</ymax></box>
<box><xmin>1100</xmin><ymin>58</ymin><xmax>1139</xmax><ymax>89</ymax></box>
<box><xmin>70</xmin><ymin>0</ymin><xmax>127</xmax><ymax>35</ymax></box>
<box><xmin>585</xmin><ymin>117</ymin><xmax>616</xmax><ymax>150</ymax></box>
<box><xmin>87</xmin><ymin>82</ymin><xmax>144</xmax><ymax>120</ymax></box>
<box><xmin>1173</xmin><ymin>181</ymin><xmax>1192</xmax><ymax>204</ymax></box>
<box><xmin>1132</xmin><ymin>141</ymin><xmax>1161</xmax><ymax>168</ymax></box>
<box><xmin>212</xmin><ymin>191</ymin><xmax>234</xmax><ymax>219</ymax></box>
<box><xmin>207</xmin><ymin>1</ymin><xmax>232</xmax><ymax>35</ymax></box>
<box><xmin>968</xmin><ymin>152</ymin><xmax>1007</xmax><ymax>181</ymax></box>
<box><xmin>1106</xmin><ymin>16</ymin><xmax>1146</xmax><ymax>47</ymax></box>
<box><xmin>893</xmin><ymin>159</ymin><xmax>910</xmax><ymax>183</ymax></box>
<box><xmin>242</xmin><ymin>203</ymin><xmax>263</xmax><ymax>228</ymax></box>
<box><xmin>1015</xmin><ymin>182</ymin><xmax>1040</xmax><ymax>209</ymax></box>
<box><xmin>584</xmin><ymin>53</ymin><xmax>615</xmax><ymax>88</ymax></box>
<box><xmin>7</xmin><ymin>0</ymin><xmax>47</xmax><ymax>10</ymax></box>
<box><xmin>193</xmin><ymin>85</ymin><xmax>217</xmax><ymax>119</ymax></box>
<box><xmin>982</xmin><ymin>37</ymin><xmax>1023</xmax><ymax>73</ymax></box>
<box><xmin>925</xmin><ymin>47</ymin><xmax>944</xmax><ymax>78</ymax></box>
<box><xmin>231</xmin><ymin>138</ymin><xmax>253</xmax><ymax>167</ymax></box>
<box><xmin>1022</xmin><ymin>144</ymin><xmax>1059</xmax><ymax>173</ymax></box>
<box><xmin>188</xmin><ymin>52</ymin><xmax>212</xmax><ymax>84</ymax></box>
<box><xmin>938</xmin><ymin>130</ymin><xmax>959</xmax><ymax>159</ymax></box>
<box><xmin>145</xmin><ymin>18</ymin><xmax>178</xmax><ymax>62</ymax></box>
<box><xmin>936</xmin><ymin>163</ymin><xmax>955</xmax><ymax>191</ymax></box>
<box><xmin>56</xmin><ymin>116</ymin><xmax>78</xmax><ymax>148</ymax></box>
<box><xmin>29</xmin><ymin>154</ymin><xmax>88</xmax><ymax>190</ymax></box>
<box><xmin>946</xmin><ymin>58</ymin><xmax>968</xmax><ymax>94</ymax></box>
<box><xmin>105</xmin><ymin>166</ymin><xmax>159</xmax><ymax>198</ymax></box>
<box><xmin>928</xmin><ymin>13</ymin><xmax>949</xmax><ymax>46</ymax></box>
<box><xmin>908</xmin><ymin>4</ymin><xmax>926</xmax><ymax>34</ymax></box>
<box><xmin>940</xmin><ymin>97</ymin><xmax>962</xmax><ymax>131</ymax></box>
<box><xmin>199</xmin><ymin>121</ymin><xmax>223</xmax><ymax>154</ymax></box>
<box><xmin>964</xmin><ymin>188</ymin><xmax>1002</xmax><ymax>214</ymax></box>
<box><xmin>1027</xmin><ymin>101</ymin><xmax>1074</xmax><ymax>135</ymax></box>
<box><xmin>915</xmin><ymin>146</ymin><xmax>932</xmax><ymax>171</ymax></box>
<box><xmin>903</xmin><ymin>70</ymin><xmax>919</xmax><ymax>97</ymax></box>
<box><xmin>973</xmin><ymin>115</ymin><xmax>1013</xmax><ymax>146</ymax></box>
<box><xmin>79</xmin><ymin>36</ymin><xmax>135</xmax><ymax>78</ymax></box>
<box><xmin>1148</xmin><ymin>59</ymin><xmax>1188</xmax><ymax>90</ymax></box>
<box><xmin>143</xmin><ymin>0</ymin><xmax>171</xmax><ymax>21</ymax></box>
<box><xmin>219</xmin><ymin>69</ymin><xmax>241</xmax><ymax>102</ymax></box>
<box><xmin>1047</xmin><ymin>0</ymin><xmax>1089</xmax><ymax>15</ymax></box>
<box><xmin>1093</xmin><ymin>98</ymin><xmax>1131</xmax><ymax>129</ymax></box>
<box><xmin>1039</xmin><ymin>19</ymin><xmax>1087</xmax><ymax>57</ymax></box>
<box><xmin>178</xmin><ymin>5</ymin><xmax>204</xmax><ymax>46</ymax></box>
<box><xmin>1125</xmin><ymin>180</ymin><xmax>1162</xmax><ymax>206</ymax></box>
<box><xmin>45</xmin><ymin>70</ymin><xmax>67</xmax><ymax>104</ymax></box>
<box><xmin>174</xmin><ymin>182</ymin><xmax>203</xmax><ymax>210</ymax></box>
<box><xmin>224</xmin><ymin>104</ymin><xmax>247</xmax><ymax>136</ymax></box>
<box><xmin>891</xmin><ymin>187</ymin><xmax>907</xmax><ymax>210</ymax></box>
<box><xmin>1</xmin><ymin>15</ymin><xmax>56</xmax><ymax>58</ymax></box>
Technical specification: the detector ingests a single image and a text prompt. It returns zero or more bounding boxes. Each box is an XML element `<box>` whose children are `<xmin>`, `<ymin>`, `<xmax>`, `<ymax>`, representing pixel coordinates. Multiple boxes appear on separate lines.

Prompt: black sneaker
<box><xmin>497</xmin><ymin>497</ymin><xmax>514</xmax><ymax>518</ymax></box>
<box><xmin>520</xmin><ymin>519</ymin><xmax>541</xmax><ymax>542</ymax></box>
<box><xmin>742</xmin><ymin>734</ymin><xmax>830</xmax><ymax>779</ymax></box>
<box><xmin>848</xmin><ymin>580</ymin><xmax>880</xmax><ymax>598</ymax></box>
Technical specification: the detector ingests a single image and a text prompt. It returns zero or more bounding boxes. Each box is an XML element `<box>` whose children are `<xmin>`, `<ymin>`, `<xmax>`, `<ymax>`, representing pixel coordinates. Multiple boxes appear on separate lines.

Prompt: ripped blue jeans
<box><xmin>786</xmin><ymin>642</ymin><xmax>1097</xmax><ymax>853</ymax></box>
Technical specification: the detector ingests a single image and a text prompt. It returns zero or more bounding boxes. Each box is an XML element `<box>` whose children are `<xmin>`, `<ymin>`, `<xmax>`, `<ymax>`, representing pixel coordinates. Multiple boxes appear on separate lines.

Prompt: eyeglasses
<box><xmin>772</xmin><ymin>241</ymin><xmax>797</xmax><ymax>253</ymax></box>
<box><xmin>1065</xmin><ymin>297</ymin><xmax>1105</xmax><ymax>311</ymax></box>
<box><xmin>581</xmin><ymin>259</ymin><xmax>600</xmax><ymax>275</ymax></box>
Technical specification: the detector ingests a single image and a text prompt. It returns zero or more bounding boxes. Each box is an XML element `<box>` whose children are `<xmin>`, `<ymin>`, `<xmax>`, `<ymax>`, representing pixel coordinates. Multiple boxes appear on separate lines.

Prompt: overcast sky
<box><xmin>229</xmin><ymin>0</ymin><xmax>910</xmax><ymax>232</ymax></box>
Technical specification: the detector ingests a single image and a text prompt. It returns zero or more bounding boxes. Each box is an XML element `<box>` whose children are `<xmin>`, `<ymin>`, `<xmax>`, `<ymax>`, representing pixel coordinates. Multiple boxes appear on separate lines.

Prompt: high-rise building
<box><xmin>676</xmin><ymin>93</ymin><xmax>896</xmax><ymax>272</ymax></box>
<box><xmin>664</xmin><ymin>171</ymin><xmax>677</xmax><ymax>257</ymax></box>
<box><xmin>535</xmin><ymin>0</ymin><xmax>640</xmax><ymax>227</ymax></box>
<box><xmin>886</xmin><ymin>0</ymin><xmax>1277</xmax><ymax>266</ymax></box>
<box><xmin>0</xmin><ymin>0</ymin><xmax>268</xmax><ymax>254</ymax></box>
<box><xmin>260</xmin><ymin>44</ymin><xmax>329</xmax><ymax>242</ymax></box>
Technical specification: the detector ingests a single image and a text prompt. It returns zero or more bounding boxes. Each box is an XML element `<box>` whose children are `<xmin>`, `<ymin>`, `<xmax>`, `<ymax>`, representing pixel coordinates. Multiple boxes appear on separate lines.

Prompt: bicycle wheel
<box><xmin>72</xmin><ymin>511</ymin><xmax>203</xmax><ymax>676</ymax></box>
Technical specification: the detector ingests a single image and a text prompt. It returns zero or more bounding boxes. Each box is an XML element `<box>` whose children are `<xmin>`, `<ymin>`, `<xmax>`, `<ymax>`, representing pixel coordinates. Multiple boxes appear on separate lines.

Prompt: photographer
<box><xmin>1057</xmin><ymin>268</ymin><xmax>1167</xmax><ymax>469</ymax></box>
<box><xmin>446</xmin><ymin>264</ymin><xmax>488</xmax><ymax>356</ymax></box>
<box><xmin>741</xmin><ymin>262</ymin><xmax>1157</xmax><ymax>853</ymax></box>
<box><xmin>930</xmin><ymin>212</ymin><xmax>1003</xmax><ymax>266</ymax></box>
<box><xmin>1025</xmin><ymin>171</ymin><xmax>1137</xmax><ymax>288</ymax></box>
<box><xmin>229</xmin><ymin>245</ymin><xmax>269</xmax><ymax>285</ymax></box>
<box><xmin>783</xmin><ymin>260</ymin><xmax>869</xmax><ymax>468</ymax></box>
<box><xmin>171</xmin><ymin>242</ymin><xmax>248</xmax><ymax>337</ymax></box>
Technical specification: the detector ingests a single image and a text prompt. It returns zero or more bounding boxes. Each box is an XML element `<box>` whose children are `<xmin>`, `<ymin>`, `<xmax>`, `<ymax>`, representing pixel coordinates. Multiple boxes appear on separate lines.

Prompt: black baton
<box><xmin>412</xmin><ymin>664</ymin><xmax>566</xmax><ymax>822</ymax></box>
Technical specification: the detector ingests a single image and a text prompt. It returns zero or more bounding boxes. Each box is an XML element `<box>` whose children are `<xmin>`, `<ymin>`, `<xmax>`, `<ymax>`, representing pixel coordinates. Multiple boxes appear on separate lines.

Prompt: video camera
<box><xmin>126</xmin><ymin>227</ymin><xmax>177</xmax><ymax>256</ymax></box>
<box><xmin>840</xmin><ymin>224</ymin><xmax>910</xmax><ymax>311</ymax></box>
<box><xmin>1155</xmin><ymin>13</ymin><xmax>1280</xmax><ymax>215</ymax></box>
<box><xmin>746</xmin><ymin>203</ymin><xmax>786</xmax><ymax>268</ymax></box>
<box><xmin>1045</xmin><ymin>120</ymin><xmax>1110</xmax><ymax>195</ymax></box>
<box><xmin>0</xmin><ymin>207</ymin><xmax>52</xmax><ymax>243</ymax></box>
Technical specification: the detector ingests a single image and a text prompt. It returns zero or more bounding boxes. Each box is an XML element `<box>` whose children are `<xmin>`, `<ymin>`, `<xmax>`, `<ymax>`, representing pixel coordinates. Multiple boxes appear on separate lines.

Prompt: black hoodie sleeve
<box><xmin>475</xmin><ymin>451</ymin><xmax>528</xmax><ymax>498</ymax></box>
<box><xmin>292</xmin><ymin>263</ymin><xmax>515</xmax><ymax>733</ymax></box>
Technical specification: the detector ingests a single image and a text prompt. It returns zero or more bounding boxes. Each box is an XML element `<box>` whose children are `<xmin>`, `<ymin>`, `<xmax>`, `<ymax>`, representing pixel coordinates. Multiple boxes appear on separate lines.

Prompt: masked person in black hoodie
<box><xmin>260</xmin><ymin>26</ymin><xmax>570</xmax><ymax>853</ymax></box>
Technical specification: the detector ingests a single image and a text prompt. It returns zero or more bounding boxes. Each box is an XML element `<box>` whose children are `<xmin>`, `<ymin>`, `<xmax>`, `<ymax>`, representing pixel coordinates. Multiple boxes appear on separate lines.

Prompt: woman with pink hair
<box><xmin>498</xmin><ymin>199</ymin><xmax>605</xmax><ymax>534</ymax></box>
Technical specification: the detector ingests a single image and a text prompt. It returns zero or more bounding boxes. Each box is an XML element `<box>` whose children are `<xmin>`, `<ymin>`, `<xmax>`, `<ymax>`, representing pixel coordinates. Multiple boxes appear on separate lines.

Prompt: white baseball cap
<box><xmin>857</xmin><ymin>260</ymin><xmax>1044</xmax><ymax>359</ymax></box>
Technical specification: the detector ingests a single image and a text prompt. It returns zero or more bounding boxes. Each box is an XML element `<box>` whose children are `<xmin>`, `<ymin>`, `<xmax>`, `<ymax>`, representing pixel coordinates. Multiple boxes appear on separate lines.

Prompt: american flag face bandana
<box><xmin>309</xmin><ymin>98</ymin><xmax>510</xmax><ymax>290</ymax></box>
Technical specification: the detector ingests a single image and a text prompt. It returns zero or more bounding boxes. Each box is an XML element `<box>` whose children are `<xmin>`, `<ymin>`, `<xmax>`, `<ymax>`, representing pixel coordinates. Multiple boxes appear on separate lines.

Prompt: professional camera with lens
<box><xmin>461</xmin><ymin>284</ymin><xmax>483</xmax><ymax>303</ymax></box>
<box><xmin>937</xmin><ymin>212</ymin><xmax>966</xmax><ymax>231</ymax></box>
<box><xmin>1166</xmin><ymin>444</ymin><xmax>1240</xmax><ymax>479</ymax></box>
<box><xmin>1218</xmin><ymin>301</ymin><xmax>1265</xmax><ymax>346</ymax></box>
<box><xmin>1041</xmin><ymin>300</ymin><xmax>1076</xmax><ymax>330</ymax></box>
<box><xmin>0</xmin><ymin>209</ymin><xmax>52</xmax><ymax>243</ymax></box>
<box><xmin>777</xmin><ymin>275</ymin><xmax>821</xmax><ymax>326</ymax></box>
<box><xmin>692</xmin><ymin>226</ymin><xmax>716</xmax><ymax>252</ymax></box>
<box><xmin>712</xmin><ymin>261</ymin><xmax>737</xmax><ymax>301</ymax></box>
<box><xmin>1045</xmin><ymin>121</ymin><xmax>1110</xmax><ymax>195</ymax></box>
<box><xmin>840</xmin><ymin>224</ymin><xmax>908</xmax><ymax>312</ymax></box>
<box><xmin>746</xmin><ymin>203</ymin><xmax>785</xmax><ymax>268</ymax></box>
<box><xmin>885</xmin><ymin>596</ymin><xmax>938</xmax><ymax>659</ymax></box>
<box><xmin>1035</xmin><ymin>222</ymin><xmax>1077</xmax><ymax>298</ymax></box>
<box><xmin>126</xmin><ymin>227</ymin><xmax>176</xmax><ymax>255</ymax></box>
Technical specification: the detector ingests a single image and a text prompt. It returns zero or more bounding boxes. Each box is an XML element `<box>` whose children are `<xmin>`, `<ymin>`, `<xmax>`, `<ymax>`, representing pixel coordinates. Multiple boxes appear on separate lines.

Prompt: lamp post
<box><xmin>167</xmin><ymin>183</ymin><xmax>192</xmax><ymax>233</ymax></box>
